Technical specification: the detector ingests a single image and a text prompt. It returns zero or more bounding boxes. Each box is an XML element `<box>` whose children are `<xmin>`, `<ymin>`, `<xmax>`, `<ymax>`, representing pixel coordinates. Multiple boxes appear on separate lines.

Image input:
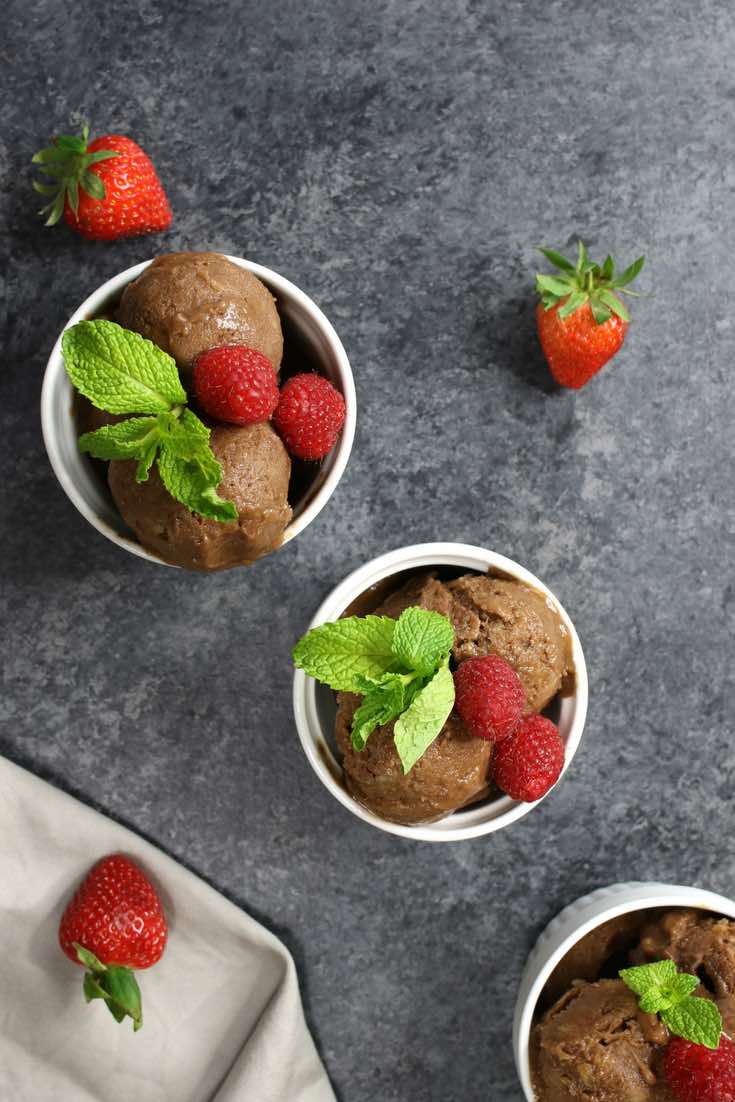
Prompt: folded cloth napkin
<box><xmin>0</xmin><ymin>756</ymin><xmax>335</xmax><ymax>1102</ymax></box>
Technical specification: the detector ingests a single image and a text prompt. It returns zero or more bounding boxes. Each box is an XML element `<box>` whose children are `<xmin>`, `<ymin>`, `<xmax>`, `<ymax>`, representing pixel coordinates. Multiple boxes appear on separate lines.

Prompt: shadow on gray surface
<box><xmin>488</xmin><ymin>295</ymin><xmax>564</xmax><ymax>396</ymax></box>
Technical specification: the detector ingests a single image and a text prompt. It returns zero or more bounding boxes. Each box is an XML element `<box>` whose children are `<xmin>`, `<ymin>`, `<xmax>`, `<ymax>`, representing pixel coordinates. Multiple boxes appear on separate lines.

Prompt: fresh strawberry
<box><xmin>59</xmin><ymin>854</ymin><xmax>168</xmax><ymax>1031</ymax></box>
<box><xmin>663</xmin><ymin>1035</ymin><xmax>735</xmax><ymax>1102</ymax></box>
<box><xmin>536</xmin><ymin>241</ymin><xmax>644</xmax><ymax>388</ymax></box>
<box><xmin>32</xmin><ymin>125</ymin><xmax>172</xmax><ymax>240</ymax></box>
<box><xmin>273</xmin><ymin>373</ymin><xmax>346</xmax><ymax>460</ymax></box>
<box><xmin>193</xmin><ymin>346</ymin><xmax>280</xmax><ymax>425</ymax></box>
<box><xmin>453</xmin><ymin>656</ymin><xmax>525</xmax><ymax>742</ymax></box>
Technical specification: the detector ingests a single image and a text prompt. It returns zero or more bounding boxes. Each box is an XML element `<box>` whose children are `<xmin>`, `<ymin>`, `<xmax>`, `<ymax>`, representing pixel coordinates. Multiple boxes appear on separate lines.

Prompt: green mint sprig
<box><xmin>63</xmin><ymin>320</ymin><xmax>237</xmax><ymax>523</ymax></box>
<box><xmin>293</xmin><ymin>606</ymin><xmax>455</xmax><ymax>773</ymax></box>
<box><xmin>620</xmin><ymin>960</ymin><xmax>722</xmax><ymax>1049</ymax></box>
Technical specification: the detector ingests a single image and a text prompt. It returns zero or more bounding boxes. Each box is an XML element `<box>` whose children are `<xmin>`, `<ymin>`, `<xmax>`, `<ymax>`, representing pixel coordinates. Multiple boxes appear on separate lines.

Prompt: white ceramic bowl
<box><xmin>292</xmin><ymin>542</ymin><xmax>588</xmax><ymax>842</ymax></box>
<box><xmin>513</xmin><ymin>881</ymin><xmax>735</xmax><ymax>1100</ymax></box>
<box><xmin>41</xmin><ymin>256</ymin><xmax>356</xmax><ymax>567</ymax></box>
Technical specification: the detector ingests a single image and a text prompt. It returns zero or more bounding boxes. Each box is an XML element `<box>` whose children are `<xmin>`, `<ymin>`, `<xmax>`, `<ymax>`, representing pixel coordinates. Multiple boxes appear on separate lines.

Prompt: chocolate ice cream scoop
<box><xmin>532</xmin><ymin>979</ymin><xmax>669</xmax><ymax>1102</ymax></box>
<box><xmin>541</xmin><ymin>913</ymin><xmax>644</xmax><ymax>1009</ymax></box>
<box><xmin>332</xmin><ymin>569</ymin><xmax>572</xmax><ymax>823</ymax></box>
<box><xmin>335</xmin><ymin>693</ymin><xmax>492</xmax><ymax>824</ymax></box>
<box><xmin>447</xmin><ymin>574</ymin><xmax>571</xmax><ymax>712</ymax></box>
<box><xmin>632</xmin><ymin>909</ymin><xmax>735</xmax><ymax>999</ymax></box>
<box><xmin>371</xmin><ymin>572</ymin><xmax>455</xmax><ymax>622</ymax></box>
<box><xmin>334</xmin><ymin>571</ymin><xmax>494</xmax><ymax>823</ymax></box>
<box><xmin>370</xmin><ymin>571</ymin><xmax>571</xmax><ymax>712</ymax></box>
<box><xmin>108</xmin><ymin>421</ymin><xmax>292</xmax><ymax>570</ymax></box>
<box><xmin>117</xmin><ymin>252</ymin><xmax>283</xmax><ymax>381</ymax></box>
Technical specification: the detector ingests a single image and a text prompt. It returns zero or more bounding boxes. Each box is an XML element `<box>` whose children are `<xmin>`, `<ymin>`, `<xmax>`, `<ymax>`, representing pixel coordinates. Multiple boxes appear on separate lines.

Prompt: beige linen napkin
<box><xmin>0</xmin><ymin>756</ymin><xmax>335</xmax><ymax>1102</ymax></box>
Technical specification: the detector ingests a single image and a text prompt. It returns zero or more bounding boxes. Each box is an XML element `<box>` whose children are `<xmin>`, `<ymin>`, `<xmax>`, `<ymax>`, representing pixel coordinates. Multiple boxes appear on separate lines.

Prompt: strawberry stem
<box><xmin>31</xmin><ymin>125</ymin><xmax>120</xmax><ymax>226</ymax></box>
<box><xmin>536</xmin><ymin>240</ymin><xmax>645</xmax><ymax>325</ymax></box>
<box><xmin>74</xmin><ymin>942</ymin><xmax>143</xmax><ymax>1031</ymax></box>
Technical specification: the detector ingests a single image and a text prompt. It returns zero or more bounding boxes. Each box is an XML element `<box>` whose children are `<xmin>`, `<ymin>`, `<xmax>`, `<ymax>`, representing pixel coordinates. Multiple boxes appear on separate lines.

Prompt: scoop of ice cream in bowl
<box><xmin>291</xmin><ymin>543</ymin><xmax>588</xmax><ymax>841</ymax></box>
<box><xmin>513</xmin><ymin>882</ymin><xmax>735</xmax><ymax>1102</ymax></box>
<box><xmin>42</xmin><ymin>252</ymin><xmax>355</xmax><ymax>570</ymax></box>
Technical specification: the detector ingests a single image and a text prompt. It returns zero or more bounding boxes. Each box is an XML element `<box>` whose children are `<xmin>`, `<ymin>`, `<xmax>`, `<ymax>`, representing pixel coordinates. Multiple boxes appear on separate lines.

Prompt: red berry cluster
<box><xmin>193</xmin><ymin>346</ymin><xmax>346</xmax><ymax>461</ymax></box>
<box><xmin>453</xmin><ymin>655</ymin><xmax>565</xmax><ymax>802</ymax></box>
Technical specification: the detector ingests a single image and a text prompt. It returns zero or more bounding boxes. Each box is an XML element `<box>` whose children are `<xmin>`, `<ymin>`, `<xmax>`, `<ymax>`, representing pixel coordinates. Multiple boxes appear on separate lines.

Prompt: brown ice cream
<box><xmin>108</xmin><ymin>422</ymin><xmax>292</xmax><ymax>570</ymax></box>
<box><xmin>371</xmin><ymin>571</ymin><xmax>455</xmax><ymax>623</ymax></box>
<box><xmin>631</xmin><ymin>909</ymin><xmax>735</xmax><ymax>1035</ymax></box>
<box><xmin>446</xmin><ymin>574</ymin><xmax>571</xmax><ymax>712</ymax></box>
<box><xmin>532</xmin><ymin>908</ymin><xmax>735</xmax><ymax>1101</ymax></box>
<box><xmin>532</xmin><ymin>979</ymin><xmax>669</xmax><ymax>1102</ymax></box>
<box><xmin>336</xmin><ymin>694</ymin><xmax>492</xmax><ymax>824</ymax></box>
<box><xmin>542</xmin><ymin>913</ymin><xmax>643</xmax><ymax>1009</ymax></box>
<box><xmin>632</xmin><ymin>909</ymin><xmax>735</xmax><ymax>999</ymax></box>
<box><xmin>116</xmin><ymin>252</ymin><xmax>283</xmax><ymax>381</ymax></box>
<box><xmin>366</xmin><ymin>570</ymin><xmax>571</xmax><ymax>711</ymax></box>
<box><xmin>334</xmin><ymin>569</ymin><xmax>570</xmax><ymax>824</ymax></box>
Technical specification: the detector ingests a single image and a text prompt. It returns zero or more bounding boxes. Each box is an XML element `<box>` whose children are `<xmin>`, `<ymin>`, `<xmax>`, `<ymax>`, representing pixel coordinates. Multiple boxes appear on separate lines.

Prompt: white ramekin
<box><xmin>41</xmin><ymin>256</ymin><xmax>356</xmax><ymax>567</ymax></box>
<box><xmin>513</xmin><ymin>881</ymin><xmax>735</xmax><ymax>1100</ymax></box>
<box><xmin>292</xmin><ymin>542</ymin><xmax>588</xmax><ymax>842</ymax></box>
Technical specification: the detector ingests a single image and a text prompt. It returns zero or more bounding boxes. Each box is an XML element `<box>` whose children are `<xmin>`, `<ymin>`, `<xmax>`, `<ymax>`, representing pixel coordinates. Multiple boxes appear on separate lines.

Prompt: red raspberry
<box><xmin>193</xmin><ymin>346</ymin><xmax>279</xmax><ymax>425</ymax></box>
<box><xmin>453</xmin><ymin>656</ymin><xmax>525</xmax><ymax>742</ymax></box>
<box><xmin>664</xmin><ymin>1036</ymin><xmax>735</xmax><ymax>1102</ymax></box>
<box><xmin>493</xmin><ymin>714</ymin><xmax>564</xmax><ymax>801</ymax></box>
<box><xmin>273</xmin><ymin>373</ymin><xmax>346</xmax><ymax>460</ymax></box>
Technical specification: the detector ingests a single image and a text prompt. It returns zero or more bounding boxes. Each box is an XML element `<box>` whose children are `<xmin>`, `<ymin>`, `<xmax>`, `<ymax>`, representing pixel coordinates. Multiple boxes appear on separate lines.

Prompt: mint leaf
<box><xmin>620</xmin><ymin>960</ymin><xmax>678</xmax><ymax>1001</ymax></box>
<box><xmin>293</xmin><ymin>616</ymin><xmax>397</xmax><ymax>692</ymax></box>
<box><xmin>62</xmin><ymin>320</ymin><xmax>186</xmax><ymax>414</ymax></box>
<box><xmin>295</xmin><ymin>607</ymin><xmax>457</xmax><ymax>770</ymax></box>
<box><xmin>620</xmin><ymin>960</ymin><xmax>722</xmax><ymax>1048</ymax></box>
<box><xmin>136</xmin><ymin>440</ymin><xmax>159</xmax><ymax>483</ymax></box>
<box><xmin>662</xmin><ymin>997</ymin><xmax>722</xmax><ymax>1050</ymax></box>
<box><xmin>351</xmin><ymin>674</ymin><xmax>407</xmax><ymax>750</ymax></box>
<box><xmin>394</xmin><ymin>663</ymin><xmax>455</xmax><ymax>773</ymax></box>
<box><xmin>163</xmin><ymin>407</ymin><xmax>211</xmax><ymax>455</ymax></box>
<box><xmin>657</xmin><ymin>973</ymin><xmax>699</xmax><ymax>1009</ymax></box>
<box><xmin>66</xmin><ymin>322</ymin><xmax>238</xmax><ymax>523</ymax></box>
<box><xmin>157</xmin><ymin>442</ymin><xmax>238</xmax><ymax>523</ymax></box>
<box><xmin>620</xmin><ymin>960</ymin><xmax>699</xmax><ymax>1014</ymax></box>
<box><xmin>391</xmin><ymin>607</ymin><xmax>453</xmax><ymax>675</ymax></box>
<box><xmin>79</xmin><ymin>416</ymin><xmax>161</xmax><ymax>464</ymax></box>
<box><xmin>638</xmin><ymin>970</ymin><xmax>699</xmax><ymax>1014</ymax></box>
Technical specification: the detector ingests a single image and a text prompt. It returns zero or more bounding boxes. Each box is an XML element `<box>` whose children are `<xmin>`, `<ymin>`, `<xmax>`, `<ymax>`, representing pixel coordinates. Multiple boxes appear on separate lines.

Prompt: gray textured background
<box><xmin>3</xmin><ymin>2</ymin><xmax>734</xmax><ymax>1099</ymax></box>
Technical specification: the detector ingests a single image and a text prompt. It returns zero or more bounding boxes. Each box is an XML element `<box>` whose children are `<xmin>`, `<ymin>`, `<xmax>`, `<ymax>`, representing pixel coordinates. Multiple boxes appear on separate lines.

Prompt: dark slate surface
<box><xmin>3</xmin><ymin>2</ymin><xmax>734</xmax><ymax>1099</ymax></box>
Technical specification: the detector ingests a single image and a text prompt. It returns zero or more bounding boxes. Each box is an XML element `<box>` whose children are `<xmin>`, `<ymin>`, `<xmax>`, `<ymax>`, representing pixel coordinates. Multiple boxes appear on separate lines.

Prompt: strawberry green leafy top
<box><xmin>32</xmin><ymin>124</ymin><xmax>120</xmax><ymax>226</ymax></box>
<box><xmin>536</xmin><ymin>240</ymin><xmax>645</xmax><ymax>325</ymax></box>
<box><xmin>63</xmin><ymin>320</ymin><xmax>237</xmax><ymax>522</ymax></box>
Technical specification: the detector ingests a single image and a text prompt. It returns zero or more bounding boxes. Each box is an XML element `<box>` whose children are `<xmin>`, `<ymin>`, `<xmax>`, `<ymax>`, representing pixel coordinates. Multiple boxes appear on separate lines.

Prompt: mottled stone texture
<box><xmin>2</xmin><ymin>2</ymin><xmax>734</xmax><ymax>1099</ymax></box>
